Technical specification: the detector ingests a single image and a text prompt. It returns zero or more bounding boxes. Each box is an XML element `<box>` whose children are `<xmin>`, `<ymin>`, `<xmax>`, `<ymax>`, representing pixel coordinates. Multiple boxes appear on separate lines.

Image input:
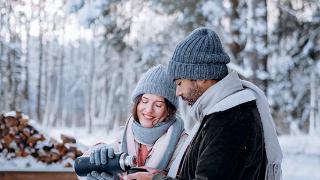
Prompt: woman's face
<box><xmin>137</xmin><ymin>94</ymin><xmax>168</xmax><ymax>128</ymax></box>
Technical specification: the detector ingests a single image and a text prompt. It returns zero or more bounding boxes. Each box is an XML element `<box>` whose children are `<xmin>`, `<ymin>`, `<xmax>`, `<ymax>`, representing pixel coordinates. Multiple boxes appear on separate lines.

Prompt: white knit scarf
<box><xmin>168</xmin><ymin>72</ymin><xmax>282</xmax><ymax>180</ymax></box>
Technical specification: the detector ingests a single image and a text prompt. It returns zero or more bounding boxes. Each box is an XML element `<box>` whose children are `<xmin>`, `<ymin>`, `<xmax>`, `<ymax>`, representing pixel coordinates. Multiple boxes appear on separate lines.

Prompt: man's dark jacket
<box><xmin>155</xmin><ymin>100</ymin><xmax>267</xmax><ymax>180</ymax></box>
<box><xmin>178</xmin><ymin>100</ymin><xmax>267</xmax><ymax>180</ymax></box>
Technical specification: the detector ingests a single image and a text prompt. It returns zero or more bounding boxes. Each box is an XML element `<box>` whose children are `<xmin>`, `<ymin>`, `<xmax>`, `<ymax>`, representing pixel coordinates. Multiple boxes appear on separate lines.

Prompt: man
<box><xmin>126</xmin><ymin>27</ymin><xmax>282</xmax><ymax>180</ymax></box>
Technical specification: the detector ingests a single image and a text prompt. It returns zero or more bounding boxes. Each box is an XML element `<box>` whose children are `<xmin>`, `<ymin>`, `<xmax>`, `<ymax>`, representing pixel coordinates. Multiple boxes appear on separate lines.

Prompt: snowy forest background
<box><xmin>0</xmin><ymin>0</ymin><xmax>320</xmax><ymax>179</ymax></box>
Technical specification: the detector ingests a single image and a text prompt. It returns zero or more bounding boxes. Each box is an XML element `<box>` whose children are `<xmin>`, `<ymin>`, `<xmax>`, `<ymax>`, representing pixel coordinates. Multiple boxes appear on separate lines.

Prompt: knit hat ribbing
<box><xmin>131</xmin><ymin>64</ymin><xmax>178</xmax><ymax>108</ymax></box>
<box><xmin>168</xmin><ymin>27</ymin><xmax>230</xmax><ymax>80</ymax></box>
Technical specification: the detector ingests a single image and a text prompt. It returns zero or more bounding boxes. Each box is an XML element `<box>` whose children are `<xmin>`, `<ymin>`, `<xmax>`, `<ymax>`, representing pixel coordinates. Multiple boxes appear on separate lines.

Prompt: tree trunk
<box><xmin>89</xmin><ymin>32</ymin><xmax>96</xmax><ymax>134</ymax></box>
<box><xmin>24</xmin><ymin>13</ymin><xmax>31</xmax><ymax>115</ymax></box>
<box><xmin>245</xmin><ymin>0</ymin><xmax>268</xmax><ymax>92</ymax></box>
<box><xmin>36</xmin><ymin>0</ymin><xmax>44</xmax><ymax>122</ymax></box>
<box><xmin>58</xmin><ymin>13</ymin><xmax>66</xmax><ymax>128</ymax></box>
<box><xmin>309</xmin><ymin>70</ymin><xmax>316</xmax><ymax>134</ymax></box>
<box><xmin>226</xmin><ymin>0</ymin><xmax>245</xmax><ymax>64</ymax></box>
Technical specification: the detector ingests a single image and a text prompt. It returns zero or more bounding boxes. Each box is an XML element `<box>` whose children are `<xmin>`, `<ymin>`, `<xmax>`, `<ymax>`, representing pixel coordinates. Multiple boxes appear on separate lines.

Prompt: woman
<box><xmin>86</xmin><ymin>65</ymin><xmax>187</xmax><ymax>180</ymax></box>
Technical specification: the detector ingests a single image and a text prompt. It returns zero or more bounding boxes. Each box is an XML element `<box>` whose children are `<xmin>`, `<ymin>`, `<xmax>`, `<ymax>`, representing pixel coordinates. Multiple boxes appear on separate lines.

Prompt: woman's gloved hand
<box><xmin>90</xmin><ymin>146</ymin><xmax>115</xmax><ymax>165</ymax></box>
<box><xmin>87</xmin><ymin>146</ymin><xmax>116</xmax><ymax>180</ymax></box>
<box><xmin>86</xmin><ymin>171</ymin><xmax>114</xmax><ymax>180</ymax></box>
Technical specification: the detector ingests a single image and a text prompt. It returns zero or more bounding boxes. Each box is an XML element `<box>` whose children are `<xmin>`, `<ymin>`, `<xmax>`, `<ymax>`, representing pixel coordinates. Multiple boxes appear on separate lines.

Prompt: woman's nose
<box><xmin>144</xmin><ymin>103</ymin><xmax>153</xmax><ymax>113</ymax></box>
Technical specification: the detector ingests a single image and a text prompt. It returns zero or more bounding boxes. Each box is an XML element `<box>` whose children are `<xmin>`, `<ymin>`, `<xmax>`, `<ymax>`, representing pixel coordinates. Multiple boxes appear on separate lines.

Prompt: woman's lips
<box><xmin>143</xmin><ymin>114</ymin><xmax>154</xmax><ymax>119</ymax></box>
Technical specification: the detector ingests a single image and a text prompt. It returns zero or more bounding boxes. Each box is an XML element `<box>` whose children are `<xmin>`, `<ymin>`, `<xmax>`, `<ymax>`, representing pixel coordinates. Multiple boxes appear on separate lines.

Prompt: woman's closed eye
<box><xmin>155</xmin><ymin>102</ymin><xmax>164</xmax><ymax>108</ymax></box>
<box><xmin>141</xmin><ymin>99</ymin><xmax>148</xmax><ymax>104</ymax></box>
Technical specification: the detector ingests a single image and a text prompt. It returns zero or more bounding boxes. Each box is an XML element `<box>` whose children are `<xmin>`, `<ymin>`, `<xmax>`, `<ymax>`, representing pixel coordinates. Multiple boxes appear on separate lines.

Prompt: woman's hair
<box><xmin>131</xmin><ymin>94</ymin><xmax>177</xmax><ymax>123</ymax></box>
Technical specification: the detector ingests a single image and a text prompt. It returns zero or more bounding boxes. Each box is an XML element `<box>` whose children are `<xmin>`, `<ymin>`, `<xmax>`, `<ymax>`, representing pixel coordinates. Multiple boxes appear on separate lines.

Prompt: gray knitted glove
<box><xmin>86</xmin><ymin>171</ymin><xmax>114</xmax><ymax>180</ymax></box>
<box><xmin>87</xmin><ymin>146</ymin><xmax>116</xmax><ymax>180</ymax></box>
<box><xmin>90</xmin><ymin>146</ymin><xmax>115</xmax><ymax>165</ymax></box>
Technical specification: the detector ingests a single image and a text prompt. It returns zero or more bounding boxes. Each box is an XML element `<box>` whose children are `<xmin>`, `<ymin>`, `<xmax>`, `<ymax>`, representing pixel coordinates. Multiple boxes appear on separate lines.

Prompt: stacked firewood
<box><xmin>0</xmin><ymin>111</ymin><xmax>83</xmax><ymax>167</ymax></box>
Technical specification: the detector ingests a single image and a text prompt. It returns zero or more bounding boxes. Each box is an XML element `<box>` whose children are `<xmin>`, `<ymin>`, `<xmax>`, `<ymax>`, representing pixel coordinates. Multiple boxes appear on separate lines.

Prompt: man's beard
<box><xmin>182</xmin><ymin>85</ymin><xmax>203</xmax><ymax>106</ymax></box>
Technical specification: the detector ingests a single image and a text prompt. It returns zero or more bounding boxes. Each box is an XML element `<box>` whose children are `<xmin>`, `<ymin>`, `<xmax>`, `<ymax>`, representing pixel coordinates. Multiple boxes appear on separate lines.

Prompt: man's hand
<box><xmin>123</xmin><ymin>166</ymin><xmax>165</xmax><ymax>180</ymax></box>
<box><xmin>124</xmin><ymin>172</ymin><xmax>154</xmax><ymax>180</ymax></box>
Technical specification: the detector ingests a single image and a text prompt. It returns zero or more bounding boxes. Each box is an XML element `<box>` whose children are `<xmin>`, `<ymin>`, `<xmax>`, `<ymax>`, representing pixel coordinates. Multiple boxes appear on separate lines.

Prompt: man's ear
<box><xmin>196</xmin><ymin>79</ymin><xmax>218</xmax><ymax>90</ymax></box>
<box><xmin>195</xmin><ymin>80</ymin><xmax>208</xmax><ymax>90</ymax></box>
<box><xmin>196</xmin><ymin>80</ymin><xmax>206</xmax><ymax>86</ymax></box>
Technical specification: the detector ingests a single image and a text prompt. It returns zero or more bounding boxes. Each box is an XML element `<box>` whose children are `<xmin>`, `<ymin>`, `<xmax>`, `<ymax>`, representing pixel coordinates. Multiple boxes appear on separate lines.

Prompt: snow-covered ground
<box><xmin>0</xmin><ymin>154</ymin><xmax>74</xmax><ymax>171</ymax></box>
<box><xmin>279</xmin><ymin>135</ymin><xmax>320</xmax><ymax>180</ymax></box>
<box><xmin>48</xmin><ymin>126</ymin><xmax>121</xmax><ymax>147</ymax></box>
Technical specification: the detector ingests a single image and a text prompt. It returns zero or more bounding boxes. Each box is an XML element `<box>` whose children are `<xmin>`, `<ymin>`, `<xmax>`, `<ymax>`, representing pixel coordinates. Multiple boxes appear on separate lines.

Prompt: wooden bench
<box><xmin>0</xmin><ymin>168</ymin><xmax>79</xmax><ymax>180</ymax></box>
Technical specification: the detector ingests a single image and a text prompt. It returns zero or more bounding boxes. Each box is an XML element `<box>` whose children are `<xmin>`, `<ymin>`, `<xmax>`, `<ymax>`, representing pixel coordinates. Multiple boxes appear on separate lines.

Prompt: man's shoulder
<box><xmin>203</xmin><ymin>100</ymin><xmax>259</xmax><ymax>126</ymax></box>
<box><xmin>198</xmin><ymin>100</ymin><xmax>261</xmax><ymax>142</ymax></box>
<box><xmin>218</xmin><ymin>100</ymin><xmax>257</xmax><ymax>114</ymax></box>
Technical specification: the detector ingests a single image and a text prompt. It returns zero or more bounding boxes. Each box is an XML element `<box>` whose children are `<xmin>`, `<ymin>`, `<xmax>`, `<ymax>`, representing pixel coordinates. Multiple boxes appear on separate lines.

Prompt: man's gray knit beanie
<box><xmin>131</xmin><ymin>64</ymin><xmax>178</xmax><ymax>108</ymax></box>
<box><xmin>168</xmin><ymin>27</ymin><xmax>230</xmax><ymax>80</ymax></box>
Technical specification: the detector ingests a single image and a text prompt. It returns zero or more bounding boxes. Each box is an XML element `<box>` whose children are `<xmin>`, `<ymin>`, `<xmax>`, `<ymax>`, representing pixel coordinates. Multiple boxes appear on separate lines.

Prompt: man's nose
<box><xmin>176</xmin><ymin>88</ymin><xmax>182</xmax><ymax>97</ymax></box>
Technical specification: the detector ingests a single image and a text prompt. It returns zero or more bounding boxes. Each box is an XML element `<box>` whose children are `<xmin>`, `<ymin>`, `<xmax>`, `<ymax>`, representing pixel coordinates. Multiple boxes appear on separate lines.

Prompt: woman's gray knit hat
<box><xmin>131</xmin><ymin>64</ymin><xmax>178</xmax><ymax>108</ymax></box>
<box><xmin>168</xmin><ymin>27</ymin><xmax>230</xmax><ymax>80</ymax></box>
